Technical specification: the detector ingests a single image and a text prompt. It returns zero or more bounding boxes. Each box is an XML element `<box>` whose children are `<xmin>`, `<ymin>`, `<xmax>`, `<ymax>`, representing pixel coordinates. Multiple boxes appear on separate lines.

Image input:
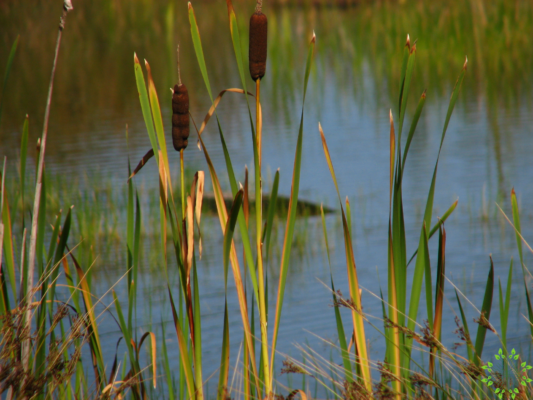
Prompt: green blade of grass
<box><xmin>407</xmin><ymin>199</ymin><xmax>458</xmax><ymax>267</ymax></box>
<box><xmin>501</xmin><ymin>259</ymin><xmax>513</xmax><ymax>348</ymax></box>
<box><xmin>401</xmin><ymin>90</ymin><xmax>426</xmax><ymax>174</ymax></box>
<box><xmin>20</xmin><ymin>115</ymin><xmax>29</xmax><ymax>227</ymax></box>
<box><xmin>319</xmin><ymin>121</ymin><xmax>372</xmax><ymax>391</ymax></box>
<box><xmin>188</xmin><ymin>3</ymin><xmax>213</xmax><ymax>102</ymax></box>
<box><xmin>510</xmin><ymin>189</ymin><xmax>533</xmax><ymax>336</ymax></box>
<box><xmin>134</xmin><ymin>54</ymin><xmax>159</xmax><ymax>166</ymax></box>
<box><xmin>265</xmin><ymin>169</ymin><xmax>280</xmax><ymax>263</ymax></box>
<box><xmin>112</xmin><ymin>290</ymin><xmax>143</xmax><ymax>395</ymax></box>
<box><xmin>161</xmin><ymin>322</ymin><xmax>175</xmax><ymax>400</ymax></box>
<box><xmin>145</xmin><ymin>60</ymin><xmax>172</xmax><ymax>192</ymax></box>
<box><xmin>398</xmin><ymin>35</ymin><xmax>410</xmax><ymax>115</ymax></box>
<box><xmin>455</xmin><ymin>290</ymin><xmax>474</xmax><ymax>362</ymax></box>
<box><xmin>1</xmin><ymin>170</ymin><xmax>16</xmax><ymax>296</ymax></box>
<box><xmin>192</xmin><ymin>262</ymin><xmax>204</xmax><ymax>399</ymax></box>
<box><xmin>398</xmin><ymin>44</ymin><xmax>416</xmax><ymax>143</ymax></box>
<box><xmin>217</xmin><ymin>300</ymin><xmax>230</xmax><ymax>400</ymax></box>
<box><xmin>474</xmin><ymin>258</ymin><xmax>494</xmax><ymax>366</ymax></box>
<box><xmin>168</xmin><ymin>286</ymin><xmax>196</xmax><ymax>398</ymax></box>
<box><xmin>270</xmin><ymin>33</ymin><xmax>316</xmax><ymax>382</ymax></box>
<box><xmin>223</xmin><ymin>189</ymin><xmax>244</xmax><ymax>289</ymax></box>
<box><xmin>423</xmin><ymin>223</ymin><xmax>434</xmax><ymax>330</ymax></box>
<box><xmin>225</xmin><ymin>0</ymin><xmax>248</xmax><ymax>95</ymax></box>
<box><xmin>430</xmin><ymin>226</ymin><xmax>446</xmax><ymax>378</ymax></box>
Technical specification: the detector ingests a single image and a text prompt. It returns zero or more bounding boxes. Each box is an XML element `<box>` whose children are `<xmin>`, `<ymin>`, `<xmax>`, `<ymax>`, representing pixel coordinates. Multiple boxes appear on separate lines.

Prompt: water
<box><xmin>2</xmin><ymin>0</ymin><xmax>533</xmax><ymax>397</ymax></box>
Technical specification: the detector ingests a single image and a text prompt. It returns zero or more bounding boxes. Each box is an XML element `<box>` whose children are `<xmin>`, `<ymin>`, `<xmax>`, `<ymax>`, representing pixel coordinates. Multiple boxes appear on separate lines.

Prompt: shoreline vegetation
<box><xmin>1</xmin><ymin>0</ymin><xmax>533</xmax><ymax>399</ymax></box>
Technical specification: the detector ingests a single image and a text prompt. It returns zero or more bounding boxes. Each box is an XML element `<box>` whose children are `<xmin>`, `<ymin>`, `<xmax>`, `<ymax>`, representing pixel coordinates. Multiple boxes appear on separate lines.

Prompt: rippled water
<box><xmin>2</xmin><ymin>0</ymin><xmax>533</xmax><ymax>396</ymax></box>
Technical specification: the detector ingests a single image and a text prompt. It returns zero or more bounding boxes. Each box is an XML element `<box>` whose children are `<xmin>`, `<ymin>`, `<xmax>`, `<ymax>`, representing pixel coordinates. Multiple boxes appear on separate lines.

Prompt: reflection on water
<box><xmin>2</xmin><ymin>0</ymin><xmax>533</xmax><ymax>396</ymax></box>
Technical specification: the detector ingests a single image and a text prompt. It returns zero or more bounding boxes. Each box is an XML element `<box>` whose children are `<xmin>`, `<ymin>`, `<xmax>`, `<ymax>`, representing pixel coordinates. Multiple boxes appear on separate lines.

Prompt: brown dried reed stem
<box><xmin>23</xmin><ymin>0</ymin><xmax>73</xmax><ymax>376</ymax></box>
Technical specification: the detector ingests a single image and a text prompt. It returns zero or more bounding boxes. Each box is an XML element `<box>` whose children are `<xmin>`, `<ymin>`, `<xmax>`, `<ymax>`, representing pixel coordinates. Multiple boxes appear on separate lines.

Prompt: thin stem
<box><xmin>23</xmin><ymin>1</ymin><xmax>72</xmax><ymax>375</ymax></box>
<box><xmin>177</xmin><ymin>44</ymin><xmax>182</xmax><ymax>86</ymax></box>
<box><xmin>180</xmin><ymin>149</ymin><xmax>185</xmax><ymax>219</ymax></box>
<box><xmin>255</xmin><ymin>77</ymin><xmax>270</xmax><ymax>397</ymax></box>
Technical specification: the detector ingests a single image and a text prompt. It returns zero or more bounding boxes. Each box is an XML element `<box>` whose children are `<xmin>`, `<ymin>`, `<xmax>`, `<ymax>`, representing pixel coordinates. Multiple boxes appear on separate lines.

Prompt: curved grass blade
<box><xmin>145</xmin><ymin>60</ymin><xmax>172</xmax><ymax>189</ymax></box>
<box><xmin>318</xmin><ymin>122</ymin><xmax>372</xmax><ymax>391</ymax></box>
<box><xmin>168</xmin><ymin>286</ymin><xmax>196</xmax><ymax>398</ymax></box>
<box><xmin>265</xmin><ymin>169</ymin><xmax>279</xmax><ymax>262</ymax></box>
<box><xmin>401</xmin><ymin>90</ymin><xmax>426</xmax><ymax>174</ymax></box>
<box><xmin>128</xmin><ymin>148</ymin><xmax>154</xmax><ymax>181</ymax></box>
<box><xmin>217</xmin><ymin>301</ymin><xmax>230</xmax><ymax>400</ymax></box>
<box><xmin>321</xmin><ymin>205</ymin><xmax>353</xmax><ymax>382</ymax></box>
<box><xmin>160</xmin><ymin>322</ymin><xmax>175</xmax><ymax>400</ymax></box>
<box><xmin>455</xmin><ymin>290</ymin><xmax>473</xmax><ymax>362</ymax></box>
<box><xmin>188</xmin><ymin>2</ymin><xmax>213</xmax><ymax>102</ymax></box>
<box><xmin>138</xmin><ymin>331</ymin><xmax>157</xmax><ymax>389</ymax></box>
<box><xmin>510</xmin><ymin>189</ymin><xmax>533</xmax><ymax>336</ymax></box>
<box><xmin>223</xmin><ymin>189</ymin><xmax>243</xmax><ymax>288</ymax></box>
<box><xmin>134</xmin><ymin>54</ymin><xmax>159</xmax><ymax>166</ymax></box>
<box><xmin>407</xmin><ymin>199</ymin><xmax>458</xmax><ymax>267</ymax></box>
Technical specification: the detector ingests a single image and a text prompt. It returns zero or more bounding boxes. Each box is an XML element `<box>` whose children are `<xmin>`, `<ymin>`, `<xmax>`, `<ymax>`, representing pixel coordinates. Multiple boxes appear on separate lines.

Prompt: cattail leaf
<box><xmin>134</xmin><ymin>54</ymin><xmax>159</xmax><ymax>165</ymax></box>
<box><xmin>113</xmin><ymin>291</ymin><xmax>143</xmax><ymax>393</ymax></box>
<box><xmin>398</xmin><ymin>43</ymin><xmax>416</xmax><ymax>144</ymax></box>
<box><xmin>455</xmin><ymin>290</ymin><xmax>474</xmax><ymax>362</ymax></box>
<box><xmin>474</xmin><ymin>258</ymin><xmax>494</xmax><ymax>366</ymax></box>
<box><xmin>1</xmin><ymin>169</ymin><xmax>16</xmax><ymax>296</ymax></box>
<box><xmin>191</xmin><ymin>263</ymin><xmax>204</xmax><ymax>399</ymax></box>
<box><xmin>188</xmin><ymin>2</ymin><xmax>213</xmax><ymax>102</ymax></box>
<box><xmin>160</xmin><ymin>322</ymin><xmax>175</xmax><ymax>400</ymax></box>
<box><xmin>217</xmin><ymin>300</ymin><xmax>230</xmax><ymax>400</ymax></box>
<box><xmin>145</xmin><ymin>60</ymin><xmax>171</xmax><ymax>187</ymax></box>
<box><xmin>430</xmin><ymin>226</ymin><xmax>446</xmax><ymax>377</ymax></box>
<box><xmin>67</xmin><ymin>245</ymin><xmax>107</xmax><ymax>387</ymax></box>
<box><xmin>321</xmin><ymin>205</ymin><xmax>353</xmax><ymax>382</ymax></box>
<box><xmin>318</xmin><ymin>122</ymin><xmax>372</xmax><ymax>391</ymax></box>
<box><xmin>402</xmin><ymin>90</ymin><xmax>426</xmax><ymax>173</ymax></box>
<box><xmin>407</xmin><ymin>199</ymin><xmax>458</xmax><ymax>267</ymax></box>
<box><xmin>223</xmin><ymin>189</ymin><xmax>243</xmax><ymax>289</ymax></box>
<box><xmin>137</xmin><ymin>331</ymin><xmax>157</xmax><ymax>388</ymax></box>
<box><xmin>398</xmin><ymin>34</ymin><xmax>410</xmax><ymax>115</ymax></box>
<box><xmin>265</xmin><ymin>169</ymin><xmax>279</xmax><ymax>262</ymax></box>
<box><xmin>508</xmin><ymin>190</ymin><xmax>533</xmax><ymax>336</ymax></box>
<box><xmin>226</xmin><ymin>0</ymin><xmax>248</xmax><ymax>93</ymax></box>
<box><xmin>439</xmin><ymin>57</ymin><xmax>467</xmax><ymax>152</ymax></box>
<box><xmin>168</xmin><ymin>286</ymin><xmax>196</xmax><ymax>398</ymax></box>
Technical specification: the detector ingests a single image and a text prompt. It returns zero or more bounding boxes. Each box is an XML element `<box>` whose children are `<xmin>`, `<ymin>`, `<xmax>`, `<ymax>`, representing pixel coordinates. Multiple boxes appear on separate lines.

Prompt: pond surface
<box><xmin>2</xmin><ymin>0</ymin><xmax>533</xmax><ymax>397</ymax></box>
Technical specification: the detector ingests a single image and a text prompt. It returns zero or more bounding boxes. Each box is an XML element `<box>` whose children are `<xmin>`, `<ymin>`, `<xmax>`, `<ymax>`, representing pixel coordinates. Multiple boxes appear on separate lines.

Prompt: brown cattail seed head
<box><xmin>172</xmin><ymin>83</ymin><xmax>190</xmax><ymax>151</ymax></box>
<box><xmin>249</xmin><ymin>11</ymin><xmax>267</xmax><ymax>81</ymax></box>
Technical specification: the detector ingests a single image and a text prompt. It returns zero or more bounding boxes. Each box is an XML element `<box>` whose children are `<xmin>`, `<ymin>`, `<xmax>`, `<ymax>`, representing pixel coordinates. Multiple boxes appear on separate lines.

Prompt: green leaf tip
<box><xmin>134</xmin><ymin>53</ymin><xmax>140</xmax><ymax>64</ymax></box>
<box><xmin>311</xmin><ymin>31</ymin><xmax>316</xmax><ymax>44</ymax></box>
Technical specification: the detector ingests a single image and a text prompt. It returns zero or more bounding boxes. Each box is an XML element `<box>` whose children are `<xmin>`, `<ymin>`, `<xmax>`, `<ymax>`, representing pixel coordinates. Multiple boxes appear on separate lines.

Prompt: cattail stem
<box><xmin>256</xmin><ymin>79</ymin><xmax>262</xmax><ymax>167</ymax></box>
<box><xmin>23</xmin><ymin>0</ymin><xmax>72</xmax><ymax>377</ymax></box>
<box><xmin>177</xmin><ymin>44</ymin><xmax>182</xmax><ymax>86</ymax></box>
<box><xmin>181</xmin><ymin>149</ymin><xmax>185</xmax><ymax>219</ymax></box>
